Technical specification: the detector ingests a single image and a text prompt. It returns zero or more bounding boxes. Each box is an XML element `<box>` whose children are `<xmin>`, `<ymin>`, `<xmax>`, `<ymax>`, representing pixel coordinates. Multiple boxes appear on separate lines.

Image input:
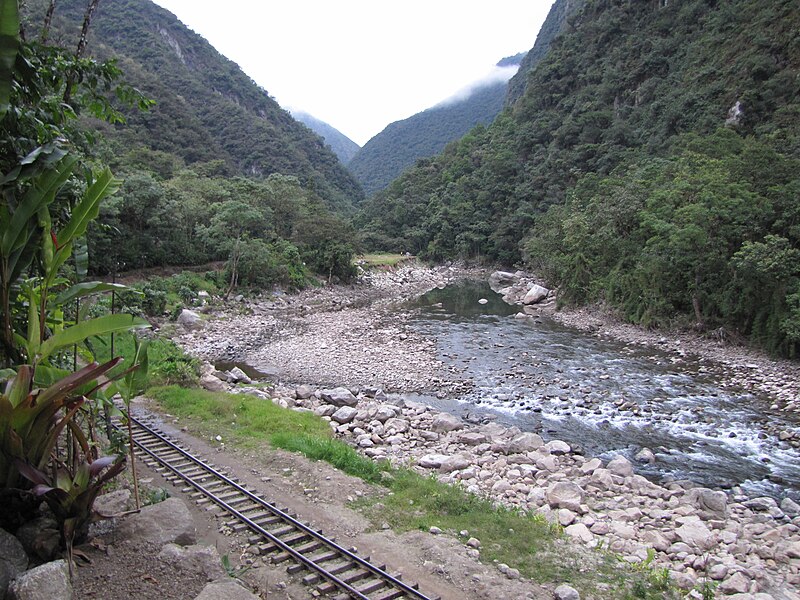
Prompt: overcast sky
<box><xmin>152</xmin><ymin>1</ymin><xmax>555</xmax><ymax>146</ymax></box>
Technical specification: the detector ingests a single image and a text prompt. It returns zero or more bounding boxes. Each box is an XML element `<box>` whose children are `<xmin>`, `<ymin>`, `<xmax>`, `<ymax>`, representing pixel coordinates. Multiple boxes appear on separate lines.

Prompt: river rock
<box><xmin>456</xmin><ymin>431</ymin><xmax>488</xmax><ymax>446</ymax></box>
<box><xmin>227</xmin><ymin>367</ymin><xmax>251</xmax><ymax>384</ymax></box>
<box><xmin>384</xmin><ymin>417</ymin><xmax>409</xmax><ymax>433</ymax></box>
<box><xmin>607</xmin><ymin>455</ymin><xmax>634</xmax><ymax>477</ymax></box>
<box><xmin>780</xmin><ymin>497</ymin><xmax>800</xmax><ymax>517</ymax></box>
<box><xmin>553</xmin><ymin>584</ymin><xmax>580</xmax><ymax>600</ymax></box>
<box><xmin>431</xmin><ymin>413</ymin><xmax>463</xmax><ymax>433</ymax></box>
<box><xmin>295</xmin><ymin>384</ymin><xmax>314</xmax><ymax>399</ymax></box>
<box><xmin>440</xmin><ymin>454</ymin><xmax>472</xmax><ymax>473</ymax></box>
<box><xmin>685</xmin><ymin>487</ymin><xmax>728</xmax><ymax>518</ymax></box>
<box><xmin>331</xmin><ymin>406</ymin><xmax>358</xmax><ymax>424</ymax></box>
<box><xmin>743</xmin><ymin>497</ymin><xmax>778</xmax><ymax>512</ymax></box>
<box><xmin>157</xmin><ymin>544</ymin><xmax>226</xmax><ymax>581</ymax></box>
<box><xmin>177</xmin><ymin>309</ymin><xmax>204</xmax><ymax>330</ymax></box>
<box><xmin>319</xmin><ymin>387</ymin><xmax>358</xmax><ymax>407</ymax></box>
<box><xmin>719</xmin><ymin>571</ymin><xmax>752</xmax><ymax>594</ymax></box>
<box><xmin>8</xmin><ymin>560</ymin><xmax>70</xmax><ymax>600</ymax></box>
<box><xmin>489</xmin><ymin>271</ymin><xmax>518</xmax><ymax>290</ymax></box>
<box><xmin>199</xmin><ymin>373</ymin><xmax>226</xmax><ymax>392</ymax></box>
<box><xmin>634</xmin><ymin>448</ymin><xmax>656</xmax><ymax>464</ymax></box>
<box><xmin>508</xmin><ymin>432</ymin><xmax>544</xmax><ymax>454</ymax></box>
<box><xmin>546</xmin><ymin>481</ymin><xmax>584</xmax><ymax>512</ymax></box>
<box><xmin>588</xmin><ymin>468</ymin><xmax>615</xmax><ymax>491</ymax></box>
<box><xmin>674</xmin><ymin>516</ymin><xmax>715</xmax><ymax>552</ymax></box>
<box><xmin>545</xmin><ymin>440</ymin><xmax>571</xmax><ymax>455</ymax></box>
<box><xmin>418</xmin><ymin>454</ymin><xmax>449</xmax><ymax>469</ymax></box>
<box><xmin>374</xmin><ymin>406</ymin><xmax>397</xmax><ymax>422</ymax></box>
<box><xmin>564</xmin><ymin>523</ymin><xmax>592</xmax><ymax>544</ymax></box>
<box><xmin>523</xmin><ymin>285</ymin><xmax>550</xmax><ymax>305</ymax></box>
<box><xmin>116</xmin><ymin>497</ymin><xmax>196</xmax><ymax>546</ymax></box>
<box><xmin>1</xmin><ymin>528</ymin><xmax>28</xmax><ymax>599</ymax></box>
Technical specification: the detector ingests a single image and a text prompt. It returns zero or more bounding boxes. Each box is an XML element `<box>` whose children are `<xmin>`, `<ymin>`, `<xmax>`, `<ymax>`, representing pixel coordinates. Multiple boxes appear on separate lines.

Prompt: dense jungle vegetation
<box><xmin>355</xmin><ymin>0</ymin><xmax>800</xmax><ymax>356</ymax></box>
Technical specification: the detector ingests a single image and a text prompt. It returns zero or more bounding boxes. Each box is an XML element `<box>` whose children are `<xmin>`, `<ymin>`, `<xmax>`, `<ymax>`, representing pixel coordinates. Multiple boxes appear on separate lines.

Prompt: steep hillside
<box><xmin>505</xmin><ymin>0</ymin><xmax>585</xmax><ymax>106</ymax></box>
<box><xmin>27</xmin><ymin>0</ymin><xmax>363</xmax><ymax>212</ymax></box>
<box><xmin>356</xmin><ymin>0</ymin><xmax>800</xmax><ymax>354</ymax></box>
<box><xmin>348</xmin><ymin>55</ymin><xmax>523</xmax><ymax>197</ymax></box>
<box><xmin>292</xmin><ymin>111</ymin><xmax>361</xmax><ymax>165</ymax></box>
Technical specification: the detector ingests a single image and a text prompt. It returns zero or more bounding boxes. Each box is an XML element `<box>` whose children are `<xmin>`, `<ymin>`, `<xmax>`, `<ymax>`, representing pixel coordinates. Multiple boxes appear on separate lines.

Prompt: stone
<box><xmin>319</xmin><ymin>387</ymin><xmax>358</xmax><ymax>407</ymax></box>
<box><xmin>467</xmin><ymin>537</ymin><xmax>481</xmax><ymax>549</ymax></box>
<box><xmin>457</xmin><ymin>431</ymin><xmax>488</xmax><ymax>446</ymax></box>
<box><xmin>641</xmin><ymin>530</ymin><xmax>670</xmax><ymax>552</ymax></box>
<box><xmin>13</xmin><ymin>517</ymin><xmax>59</xmax><ymax>562</ymax></box>
<box><xmin>554</xmin><ymin>584</ymin><xmax>580</xmax><ymax>600</ymax></box>
<box><xmin>564</xmin><ymin>524</ymin><xmax>593</xmax><ymax>544</ymax></box>
<box><xmin>546</xmin><ymin>481</ymin><xmax>585</xmax><ymax>512</ymax></box>
<box><xmin>295</xmin><ymin>384</ymin><xmax>314</xmax><ymax>399</ymax></box>
<box><xmin>606</xmin><ymin>455</ymin><xmax>634</xmax><ymax>477</ymax></box>
<box><xmin>440</xmin><ymin>454</ymin><xmax>471</xmax><ymax>473</ymax></box>
<box><xmin>429</xmin><ymin>526</ymin><xmax>442</xmax><ymax>535</ymax></box>
<box><xmin>331</xmin><ymin>406</ymin><xmax>358</xmax><ymax>424</ymax></box>
<box><xmin>507</xmin><ymin>432</ymin><xmax>544</xmax><ymax>454</ymax></box>
<box><xmin>743</xmin><ymin>497</ymin><xmax>778</xmax><ymax>512</ymax></box>
<box><xmin>579</xmin><ymin>458</ymin><xmax>602</xmax><ymax>474</ymax></box>
<box><xmin>418</xmin><ymin>454</ymin><xmax>449</xmax><ymax>469</ymax></box>
<box><xmin>177</xmin><ymin>309</ymin><xmax>203</xmax><ymax>330</ymax></box>
<box><xmin>708</xmin><ymin>564</ymin><xmax>729</xmax><ymax>580</ymax></box>
<box><xmin>489</xmin><ymin>271</ymin><xmax>518</xmax><ymax>290</ymax></box>
<box><xmin>8</xmin><ymin>559</ymin><xmax>71</xmax><ymax>600</ymax></box>
<box><xmin>588</xmin><ymin>468</ymin><xmax>615</xmax><ymax>491</ymax></box>
<box><xmin>158</xmin><ymin>544</ymin><xmax>226</xmax><ymax>581</ymax></box>
<box><xmin>1</xmin><ymin>528</ymin><xmax>28</xmax><ymax>599</ymax></box>
<box><xmin>116</xmin><ymin>497</ymin><xmax>196</xmax><ymax>546</ymax></box>
<box><xmin>385</xmin><ymin>417</ymin><xmax>410</xmax><ymax>433</ymax></box>
<box><xmin>430</xmin><ymin>413</ymin><xmax>463</xmax><ymax>433</ymax></box>
<box><xmin>674</xmin><ymin>517</ymin><xmax>715</xmax><ymax>552</ymax></box>
<box><xmin>193</xmin><ymin>580</ymin><xmax>259</xmax><ymax>600</ymax></box>
<box><xmin>545</xmin><ymin>440</ymin><xmax>571</xmax><ymax>455</ymax></box>
<box><xmin>199</xmin><ymin>373</ymin><xmax>226</xmax><ymax>392</ymax></box>
<box><xmin>314</xmin><ymin>405</ymin><xmax>336</xmax><ymax>417</ymax></box>
<box><xmin>523</xmin><ymin>285</ymin><xmax>550</xmax><ymax>305</ymax></box>
<box><xmin>634</xmin><ymin>448</ymin><xmax>656</xmax><ymax>464</ymax></box>
<box><xmin>374</xmin><ymin>406</ymin><xmax>397</xmax><ymax>422</ymax></box>
<box><xmin>558</xmin><ymin>509</ymin><xmax>577</xmax><ymax>526</ymax></box>
<box><xmin>227</xmin><ymin>367</ymin><xmax>251</xmax><ymax>384</ymax></box>
<box><xmin>93</xmin><ymin>489</ymin><xmax>132</xmax><ymax>516</ymax></box>
<box><xmin>685</xmin><ymin>487</ymin><xmax>728</xmax><ymax>518</ymax></box>
<box><xmin>781</xmin><ymin>497</ymin><xmax>800</xmax><ymax>517</ymax></box>
<box><xmin>719</xmin><ymin>572</ymin><xmax>751</xmax><ymax>595</ymax></box>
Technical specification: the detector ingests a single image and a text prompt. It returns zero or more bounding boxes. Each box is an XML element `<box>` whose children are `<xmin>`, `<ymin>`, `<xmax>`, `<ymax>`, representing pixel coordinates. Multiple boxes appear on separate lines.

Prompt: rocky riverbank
<box><xmin>171</xmin><ymin>262</ymin><xmax>800</xmax><ymax>598</ymax></box>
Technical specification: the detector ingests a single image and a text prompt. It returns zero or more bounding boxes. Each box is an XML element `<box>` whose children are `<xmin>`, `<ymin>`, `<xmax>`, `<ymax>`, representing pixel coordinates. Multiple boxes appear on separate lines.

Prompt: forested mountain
<box><xmin>24</xmin><ymin>0</ymin><xmax>364</xmax><ymax>212</ymax></box>
<box><xmin>348</xmin><ymin>55</ymin><xmax>524</xmax><ymax>197</ymax></box>
<box><xmin>292</xmin><ymin>111</ymin><xmax>361</xmax><ymax>165</ymax></box>
<box><xmin>505</xmin><ymin>0</ymin><xmax>585</xmax><ymax>106</ymax></box>
<box><xmin>356</xmin><ymin>0</ymin><xmax>800</xmax><ymax>355</ymax></box>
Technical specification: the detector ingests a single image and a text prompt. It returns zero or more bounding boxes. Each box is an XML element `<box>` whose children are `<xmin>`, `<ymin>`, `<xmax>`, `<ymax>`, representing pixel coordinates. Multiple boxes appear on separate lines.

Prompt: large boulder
<box><xmin>606</xmin><ymin>455</ymin><xmax>634</xmax><ymax>477</ymax></box>
<box><xmin>685</xmin><ymin>487</ymin><xmax>728</xmax><ymax>518</ymax></box>
<box><xmin>1</xmin><ymin>529</ymin><xmax>28</xmax><ymax>600</ymax></box>
<box><xmin>546</xmin><ymin>481</ymin><xmax>585</xmax><ymax>512</ymax></box>
<box><xmin>177</xmin><ymin>309</ymin><xmax>204</xmax><ymax>331</ymax></box>
<box><xmin>331</xmin><ymin>406</ymin><xmax>358</xmax><ymax>424</ymax></box>
<box><xmin>430</xmin><ymin>413</ymin><xmax>463</xmax><ymax>433</ymax></box>
<box><xmin>674</xmin><ymin>516</ymin><xmax>716</xmax><ymax>552</ymax></box>
<box><xmin>8</xmin><ymin>560</ymin><xmax>70</xmax><ymax>600</ymax></box>
<box><xmin>522</xmin><ymin>285</ymin><xmax>550</xmax><ymax>305</ymax></box>
<box><xmin>489</xmin><ymin>271</ymin><xmax>518</xmax><ymax>291</ymax></box>
<box><xmin>319</xmin><ymin>387</ymin><xmax>358</xmax><ymax>407</ymax></box>
<box><xmin>158</xmin><ymin>544</ymin><xmax>226</xmax><ymax>582</ymax></box>
<box><xmin>116</xmin><ymin>497</ymin><xmax>196</xmax><ymax>546</ymax></box>
<box><xmin>507</xmin><ymin>432</ymin><xmax>544</xmax><ymax>454</ymax></box>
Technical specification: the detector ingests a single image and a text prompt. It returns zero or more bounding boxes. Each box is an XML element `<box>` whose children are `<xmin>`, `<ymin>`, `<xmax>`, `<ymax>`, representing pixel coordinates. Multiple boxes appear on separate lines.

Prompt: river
<box><xmin>408</xmin><ymin>279</ymin><xmax>800</xmax><ymax>501</ymax></box>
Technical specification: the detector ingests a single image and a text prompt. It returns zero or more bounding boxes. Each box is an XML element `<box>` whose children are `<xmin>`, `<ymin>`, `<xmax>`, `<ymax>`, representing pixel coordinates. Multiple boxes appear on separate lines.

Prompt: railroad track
<box><xmin>114</xmin><ymin>413</ymin><xmax>438</xmax><ymax>600</ymax></box>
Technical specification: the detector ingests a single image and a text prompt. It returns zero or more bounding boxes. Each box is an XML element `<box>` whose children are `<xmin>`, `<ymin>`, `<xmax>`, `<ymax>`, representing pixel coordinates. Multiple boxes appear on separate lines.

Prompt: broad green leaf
<box><xmin>56</xmin><ymin>168</ymin><xmax>122</xmax><ymax>247</ymax></box>
<box><xmin>73</xmin><ymin>236</ymin><xmax>89</xmax><ymax>281</ymax></box>
<box><xmin>54</xmin><ymin>281</ymin><xmax>131</xmax><ymax>306</ymax></box>
<box><xmin>38</xmin><ymin>314</ymin><xmax>149</xmax><ymax>362</ymax></box>
<box><xmin>1</xmin><ymin>155</ymin><xmax>78</xmax><ymax>257</ymax></box>
<box><xmin>0</xmin><ymin>0</ymin><xmax>19</xmax><ymax>120</ymax></box>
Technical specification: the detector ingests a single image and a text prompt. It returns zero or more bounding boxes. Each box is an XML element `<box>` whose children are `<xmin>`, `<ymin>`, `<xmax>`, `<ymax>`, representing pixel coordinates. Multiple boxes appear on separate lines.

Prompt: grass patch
<box><xmin>356</xmin><ymin>253</ymin><xmax>412</xmax><ymax>268</ymax></box>
<box><xmin>91</xmin><ymin>332</ymin><xmax>199</xmax><ymax>387</ymax></box>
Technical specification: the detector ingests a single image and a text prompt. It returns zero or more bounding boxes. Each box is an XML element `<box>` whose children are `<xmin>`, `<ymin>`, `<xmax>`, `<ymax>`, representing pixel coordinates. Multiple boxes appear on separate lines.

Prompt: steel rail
<box><xmin>117</xmin><ymin>413</ymin><xmax>437</xmax><ymax>600</ymax></box>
